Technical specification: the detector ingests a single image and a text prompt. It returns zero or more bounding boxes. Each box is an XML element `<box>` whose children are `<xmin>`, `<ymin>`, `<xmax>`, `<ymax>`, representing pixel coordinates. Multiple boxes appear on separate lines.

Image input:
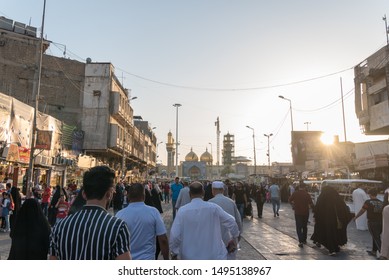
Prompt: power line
<box><xmin>48</xmin><ymin>41</ymin><xmax>354</xmax><ymax>92</ymax></box>
<box><xmin>294</xmin><ymin>88</ymin><xmax>354</xmax><ymax>113</ymax></box>
<box><xmin>115</xmin><ymin>66</ymin><xmax>353</xmax><ymax>92</ymax></box>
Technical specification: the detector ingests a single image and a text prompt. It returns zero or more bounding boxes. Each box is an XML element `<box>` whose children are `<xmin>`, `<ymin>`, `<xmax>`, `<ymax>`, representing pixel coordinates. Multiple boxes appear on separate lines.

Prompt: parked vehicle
<box><xmin>303</xmin><ymin>179</ymin><xmax>384</xmax><ymax>214</ymax></box>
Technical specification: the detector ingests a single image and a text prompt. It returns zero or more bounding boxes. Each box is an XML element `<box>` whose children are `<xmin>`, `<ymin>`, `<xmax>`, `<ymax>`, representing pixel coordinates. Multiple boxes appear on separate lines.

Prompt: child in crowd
<box><xmin>1</xmin><ymin>192</ymin><xmax>11</xmax><ymax>232</ymax></box>
<box><xmin>0</xmin><ymin>193</ymin><xmax>4</xmax><ymax>229</ymax></box>
<box><xmin>122</xmin><ymin>190</ymin><xmax>128</xmax><ymax>209</ymax></box>
<box><xmin>55</xmin><ymin>194</ymin><xmax>70</xmax><ymax>225</ymax></box>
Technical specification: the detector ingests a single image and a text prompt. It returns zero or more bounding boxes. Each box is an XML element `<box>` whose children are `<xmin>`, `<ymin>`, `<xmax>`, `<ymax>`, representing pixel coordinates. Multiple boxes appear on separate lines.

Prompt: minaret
<box><xmin>166</xmin><ymin>131</ymin><xmax>175</xmax><ymax>176</ymax></box>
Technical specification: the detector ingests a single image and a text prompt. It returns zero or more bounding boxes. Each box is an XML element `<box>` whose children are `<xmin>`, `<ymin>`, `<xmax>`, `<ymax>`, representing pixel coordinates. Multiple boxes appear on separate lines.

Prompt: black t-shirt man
<box><xmin>362</xmin><ymin>198</ymin><xmax>383</xmax><ymax>223</ymax></box>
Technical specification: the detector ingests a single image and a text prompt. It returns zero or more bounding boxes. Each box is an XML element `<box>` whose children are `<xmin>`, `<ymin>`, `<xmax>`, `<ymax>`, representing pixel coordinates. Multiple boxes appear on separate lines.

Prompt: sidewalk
<box><xmin>161</xmin><ymin>200</ymin><xmax>376</xmax><ymax>260</ymax></box>
<box><xmin>241</xmin><ymin>201</ymin><xmax>376</xmax><ymax>260</ymax></box>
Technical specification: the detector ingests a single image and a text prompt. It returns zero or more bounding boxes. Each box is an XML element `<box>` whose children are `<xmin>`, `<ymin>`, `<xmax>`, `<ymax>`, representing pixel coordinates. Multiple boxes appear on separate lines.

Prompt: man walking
<box><xmin>354</xmin><ymin>188</ymin><xmax>383</xmax><ymax>258</ymax></box>
<box><xmin>175</xmin><ymin>180</ymin><xmax>190</xmax><ymax>211</ymax></box>
<box><xmin>170</xmin><ymin>177</ymin><xmax>183</xmax><ymax>220</ymax></box>
<box><xmin>269</xmin><ymin>180</ymin><xmax>281</xmax><ymax>217</ymax></box>
<box><xmin>169</xmin><ymin>181</ymin><xmax>239</xmax><ymax>260</ymax></box>
<box><xmin>352</xmin><ymin>186</ymin><xmax>369</xmax><ymax>230</ymax></box>
<box><xmin>288</xmin><ymin>181</ymin><xmax>314</xmax><ymax>247</ymax></box>
<box><xmin>116</xmin><ymin>183</ymin><xmax>169</xmax><ymax>260</ymax></box>
<box><xmin>209</xmin><ymin>181</ymin><xmax>242</xmax><ymax>260</ymax></box>
<box><xmin>49</xmin><ymin>166</ymin><xmax>131</xmax><ymax>260</ymax></box>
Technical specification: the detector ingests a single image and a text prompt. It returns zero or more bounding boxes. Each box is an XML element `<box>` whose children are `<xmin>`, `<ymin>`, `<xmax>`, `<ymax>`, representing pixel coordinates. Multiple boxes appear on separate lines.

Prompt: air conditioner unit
<box><xmin>52</xmin><ymin>157</ymin><xmax>60</xmax><ymax>165</ymax></box>
<box><xmin>34</xmin><ymin>155</ymin><xmax>43</xmax><ymax>165</ymax></box>
<box><xmin>42</xmin><ymin>156</ymin><xmax>49</xmax><ymax>165</ymax></box>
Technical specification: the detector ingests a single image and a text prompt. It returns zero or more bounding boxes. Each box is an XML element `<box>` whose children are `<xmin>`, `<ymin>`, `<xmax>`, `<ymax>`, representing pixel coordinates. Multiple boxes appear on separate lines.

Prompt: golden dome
<box><xmin>185</xmin><ymin>148</ymin><xmax>198</xmax><ymax>162</ymax></box>
<box><xmin>200</xmin><ymin>148</ymin><xmax>213</xmax><ymax>163</ymax></box>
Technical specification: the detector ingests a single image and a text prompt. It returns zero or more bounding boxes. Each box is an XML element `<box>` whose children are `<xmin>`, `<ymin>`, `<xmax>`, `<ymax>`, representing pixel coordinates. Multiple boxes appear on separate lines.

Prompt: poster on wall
<box><xmin>35</xmin><ymin>130</ymin><xmax>52</xmax><ymax>150</ymax></box>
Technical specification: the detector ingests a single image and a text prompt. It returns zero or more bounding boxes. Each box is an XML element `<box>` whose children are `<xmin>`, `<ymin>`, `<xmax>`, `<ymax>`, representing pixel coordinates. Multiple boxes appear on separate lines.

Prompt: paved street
<box><xmin>161</xmin><ymin>200</ymin><xmax>376</xmax><ymax>260</ymax></box>
<box><xmin>0</xmin><ymin>200</ymin><xmax>378</xmax><ymax>260</ymax></box>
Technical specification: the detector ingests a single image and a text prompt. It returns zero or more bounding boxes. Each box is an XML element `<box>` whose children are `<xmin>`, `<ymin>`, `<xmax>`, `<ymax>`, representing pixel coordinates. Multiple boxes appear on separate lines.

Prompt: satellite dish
<box><xmin>86</xmin><ymin>57</ymin><xmax>92</xmax><ymax>63</ymax></box>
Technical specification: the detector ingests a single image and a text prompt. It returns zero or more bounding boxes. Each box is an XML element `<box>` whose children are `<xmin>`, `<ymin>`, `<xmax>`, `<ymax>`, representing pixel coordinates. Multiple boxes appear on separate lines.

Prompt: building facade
<box><xmin>0</xmin><ymin>17</ymin><xmax>157</xmax><ymax>185</ymax></box>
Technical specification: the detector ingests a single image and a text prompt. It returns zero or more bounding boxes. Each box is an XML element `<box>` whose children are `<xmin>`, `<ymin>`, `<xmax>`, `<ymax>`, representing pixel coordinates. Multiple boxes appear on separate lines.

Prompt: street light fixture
<box><xmin>278</xmin><ymin>95</ymin><xmax>294</xmax><ymax>131</ymax></box>
<box><xmin>304</xmin><ymin>122</ymin><xmax>311</xmax><ymax>131</ymax></box>
<box><xmin>173</xmin><ymin>103</ymin><xmax>182</xmax><ymax>177</ymax></box>
<box><xmin>246</xmin><ymin>125</ymin><xmax>257</xmax><ymax>175</ymax></box>
<box><xmin>264</xmin><ymin>133</ymin><xmax>273</xmax><ymax>175</ymax></box>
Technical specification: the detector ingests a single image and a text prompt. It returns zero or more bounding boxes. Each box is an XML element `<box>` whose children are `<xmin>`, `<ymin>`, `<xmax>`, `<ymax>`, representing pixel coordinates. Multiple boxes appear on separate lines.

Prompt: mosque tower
<box><xmin>166</xmin><ymin>131</ymin><xmax>176</xmax><ymax>176</ymax></box>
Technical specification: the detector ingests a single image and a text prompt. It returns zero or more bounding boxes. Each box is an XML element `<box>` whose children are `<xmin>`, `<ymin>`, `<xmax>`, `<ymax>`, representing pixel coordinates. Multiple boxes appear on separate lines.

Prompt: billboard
<box><xmin>35</xmin><ymin>130</ymin><xmax>52</xmax><ymax>150</ymax></box>
<box><xmin>292</xmin><ymin>131</ymin><xmax>325</xmax><ymax>171</ymax></box>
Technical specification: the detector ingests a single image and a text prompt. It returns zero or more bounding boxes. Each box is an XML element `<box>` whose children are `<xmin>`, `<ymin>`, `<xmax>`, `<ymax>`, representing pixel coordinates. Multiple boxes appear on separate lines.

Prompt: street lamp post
<box><xmin>246</xmin><ymin>126</ymin><xmax>257</xmax><ymax>176</ymax></box>
<box><xmin>208</xmin><ymin>142</ymin><xmax>213</xmax><ymax>165</ymax></box>
<box><xmin>278</xmin><ymin>95</ymin><xmax>294</xmax><ymax>132</ymax></box>
<box><xmin>173</xmin><ymin>103</ymin><xmax>182</xmax><ymax>177</ymax></box>
<box><xmin>264</xmin><ymin>133</ymin><xmax>273</xmax><ymax>175</ymax></box>
<box><xmin>208</xmin><ymin>142</ymin><xmax>213</xmax><ymax>180</ymax></box>
<box><xmin>304</xmin><ymin>122</ymin><xmax>311</xmax><ymax>131</ymax></box>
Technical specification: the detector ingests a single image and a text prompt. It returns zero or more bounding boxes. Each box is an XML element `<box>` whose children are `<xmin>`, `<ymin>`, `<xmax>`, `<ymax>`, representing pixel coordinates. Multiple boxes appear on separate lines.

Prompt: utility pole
<box><xmin>383</xmin><ymin>15</ymin><xmax>389</xmax><ymax>45</ymax></box>
<box><xmin>264</xmin><ymin>133</ymin><xmax>273</xmax><ymax>176</ymax></box>
<box><xmin>173</xmin><ymin>103</ymin><xmax>182</xmax><ymax>177</ymax></box>
<box><xmin>304</xmin><ymin>122</ymin><xmax>311</xmax><ymax>131</ymax></box>
<box><xmin>246</xmin><ymin>126</ymin><xmax>257</xmax><ymax>176</ymax></box>
<box><xmin>27</xmin><ymin>0</ymin><xmax>46</xmax><ymax>195</ymax></box>
<box><xmin>340</xmin><ymin>77</ymin><xmax>347</xmax><ymax>142</ymax></box>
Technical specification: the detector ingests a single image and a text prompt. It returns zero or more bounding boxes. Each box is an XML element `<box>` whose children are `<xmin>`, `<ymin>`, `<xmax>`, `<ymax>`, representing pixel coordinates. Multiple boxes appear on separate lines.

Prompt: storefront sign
<box><xmin>357</xmin><ymin>154</ymin><xmax>389</xmax><ymax>170</ymax></box>
<box><xmin>18</xmin><ymin>147</ymin><xmax>30</xmax><ymax>163</ymax></box>
<box><xmin>5</xmin><ymin>143</ymin><xmax>19</xmax><ymax>162</ymax></box>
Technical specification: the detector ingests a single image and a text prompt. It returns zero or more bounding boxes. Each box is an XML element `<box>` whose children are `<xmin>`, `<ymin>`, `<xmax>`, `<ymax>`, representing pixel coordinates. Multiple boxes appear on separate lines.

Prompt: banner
<box><xmin>35</xmin><ymin>130</ymin><xmax>52</xmax><ymax>150</ymax></box>
<box><xmin>291</xmin><ymin>131</ymin><xmax>324</xmax><ymax>171</ymax></box>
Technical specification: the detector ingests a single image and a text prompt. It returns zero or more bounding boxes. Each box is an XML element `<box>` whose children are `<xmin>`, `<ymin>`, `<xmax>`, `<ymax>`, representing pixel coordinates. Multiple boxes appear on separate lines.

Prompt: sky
<box><xmin>2</xmin><ymin>0</ymin><xmax>389</xmax><ymax>166</ymax></box>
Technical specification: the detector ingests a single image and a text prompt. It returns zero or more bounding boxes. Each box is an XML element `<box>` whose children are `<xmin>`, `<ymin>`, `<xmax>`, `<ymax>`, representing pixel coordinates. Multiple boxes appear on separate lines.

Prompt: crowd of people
<box><xmin>0</xmin><ymin>168</ymin><xmax>388</xmax><ymax>260</ymax></box>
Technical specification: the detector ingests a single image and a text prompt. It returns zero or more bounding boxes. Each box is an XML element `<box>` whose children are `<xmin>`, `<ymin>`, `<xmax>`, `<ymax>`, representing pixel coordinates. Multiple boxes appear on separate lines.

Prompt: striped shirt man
<box><xmin>49</xmin><ymin>205</ymin><xmax>131</xmax><ymax>260</ymax></box>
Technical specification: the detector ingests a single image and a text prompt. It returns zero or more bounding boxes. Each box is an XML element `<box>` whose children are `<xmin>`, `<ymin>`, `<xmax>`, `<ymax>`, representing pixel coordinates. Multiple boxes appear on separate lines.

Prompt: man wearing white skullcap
<box><xmin>169</xmin><ymin>181</ymin><xmax>239</xmax><ymax>260</ymax></box>
<box><xmin>209</xmin><ymin>181</ymin><xmax>242</xmax><ymax>260</ymax></box>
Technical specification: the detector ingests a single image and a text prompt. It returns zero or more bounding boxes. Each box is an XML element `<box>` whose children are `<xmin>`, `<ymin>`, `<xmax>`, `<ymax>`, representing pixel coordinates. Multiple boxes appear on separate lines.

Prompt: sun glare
<box><xmin>320</xmin><ymin>133</ymin><xmax>334</xmax><ymax>145</ymax></box>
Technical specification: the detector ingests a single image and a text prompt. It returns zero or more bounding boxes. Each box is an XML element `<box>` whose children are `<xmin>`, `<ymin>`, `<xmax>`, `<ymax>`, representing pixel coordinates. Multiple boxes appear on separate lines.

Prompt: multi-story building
<box><xmin>0</xmin><ymin>16</ymin><xmax>156</xmax><ymax>183</ymax></box>
<box><xmin>354</xmin><ymin>45</ymin><xmax>389</xmax><ymax>134</ymax></box>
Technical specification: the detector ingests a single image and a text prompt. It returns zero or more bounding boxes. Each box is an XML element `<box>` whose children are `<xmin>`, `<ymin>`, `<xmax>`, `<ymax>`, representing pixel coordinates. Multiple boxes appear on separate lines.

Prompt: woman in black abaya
<box><xmin>311</xmin><ymin>186</ymin><xmax>350</xmax><ymax>256</ymax></box>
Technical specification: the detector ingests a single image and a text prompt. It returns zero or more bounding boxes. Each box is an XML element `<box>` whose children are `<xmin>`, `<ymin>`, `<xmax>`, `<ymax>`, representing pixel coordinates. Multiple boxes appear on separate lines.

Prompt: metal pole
<box><xmin>304</xmin><ymin>122</ymin><xmax>310</xmax><ymax>131</ymax></box>
<box><xmin>384</xmin><ymin>15</ymin><xmax>389</xmax><ymax>45</ymax></box>
<box><xmin>208</xmin><ymin>142</ymin><xmax>213</xmax><ymax>165</ymax></box>
<box><xmin>340</xmin><ymin>77</ymin><xmax>347</xmax><ymax>142</ymax></box>
<box><xmin>278</xmin><ymin>95</ymin><xmax>294</xmax><ymax>131</ymax></box>
<box><xmin>253</xmin><ymin>131</ymin><xmax>256</xmax><ymax>176</ymax></box>
<box><xmin>122</xmin><ymin>126</ymin><xmax>126</xmax><ymax>178</ymax></box>
<box><xmin>264</xmin><ymin>133</ymin><xmax>273</xmax><ymax>175</ymax></box>
<box><xmin>208</xmin><ymin>142</ymin><xmax>213</xmax><ymax>180</ymax></box>
<box><xmin>27</xmin><ymin>0</ymin><xmax>46</xmax><ymax>195</ymax></box>
<box><xmin>173</xmin><ymin>104</ymin><xmax>182</xmax><ymax>177</ymax></box>
<box><xmin>246</xmin><ymin>126</ymin><xmax>256</xmax><ymax>175</ymax></box>
<box><xmin>289</xmin><ymin>99</ymin><xmax>294</xmax><ymax>132</ymax></box>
